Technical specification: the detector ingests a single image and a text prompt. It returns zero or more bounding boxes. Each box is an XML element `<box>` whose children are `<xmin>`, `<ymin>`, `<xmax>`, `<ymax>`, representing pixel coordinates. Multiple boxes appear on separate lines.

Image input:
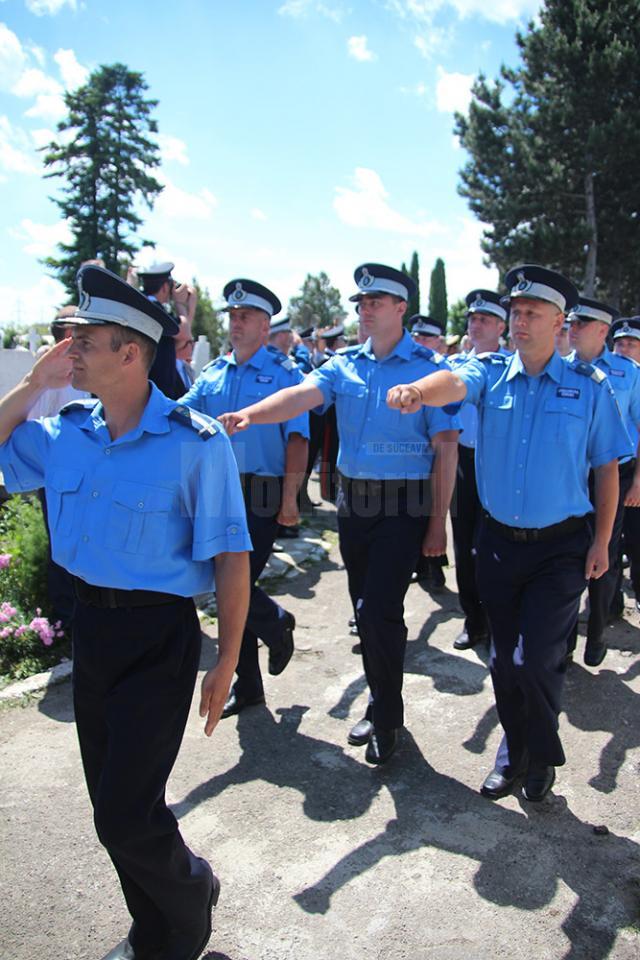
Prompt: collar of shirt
<box><xmin>360</xmin><ymin>329</ymin><xmax>414</xmax><ymax>363</ymax></box>
<box><xmin>227</xmin><ymin>344</ymin><xmax>268</xmax><ymax>370</ymax></box>
<box><xmin>76</xmin><ymin>381</ymin><xmax>174</xmax><ymax>443</ymax></box>
<box><xmin>505</xmin><ymin>349</ymin><xmax>563</xmax><ymax>383</ymax></box>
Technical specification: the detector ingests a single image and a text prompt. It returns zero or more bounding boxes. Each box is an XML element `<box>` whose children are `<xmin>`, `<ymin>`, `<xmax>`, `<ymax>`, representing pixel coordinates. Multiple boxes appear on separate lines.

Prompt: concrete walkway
<box><xmin>1</xmin><ymin>500</ymin><xmax>638</xmax><ymax>960</ymax></box>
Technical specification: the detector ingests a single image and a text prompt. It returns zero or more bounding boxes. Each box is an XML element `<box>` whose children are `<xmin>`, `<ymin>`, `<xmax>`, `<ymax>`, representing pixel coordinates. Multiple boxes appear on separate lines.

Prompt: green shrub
<box><xmin>0</xmin><ymin>495</ymin><xmax>71</xmax><ymax>681</ymax></box>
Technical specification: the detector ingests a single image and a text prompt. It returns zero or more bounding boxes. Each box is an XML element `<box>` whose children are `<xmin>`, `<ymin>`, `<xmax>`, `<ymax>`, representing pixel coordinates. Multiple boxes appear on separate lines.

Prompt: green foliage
<box><xmin>288</xmin><ymin>272</ymin><xmax>347</xmax><ymax>329</ymax></box>
<box><xmin>448</xmin><ymin>299</ymin><xmax>468</xmax><ymax>338</ymax></box>
<box><xmin>192</xmin><ymin>280</ymin><xmax>225</xmax><ymax>357</ymax></box>
<box><xmin>2</xmin><ymin>327</ymin><xmax>19</xmax><ymax>349</ymax></box>
<box><xmin>455</xmin><ymin>0</ymin><xmax>640</xmax><ymax>310</ymax></box>
<box><xmin>429</xmin><ymin>258</ymin><xmax>448</xmax><ymax>327</ymax></box>
<box><xmin>0</xmin><ymin>496</ymin><xmax>70</xmax><ymax>680</ymax></box>
<box><xmin>42</xmin><ymin>63</ymin><xmax>162</xmax><ymax>299</ymax></box>
<box><xmin>399</xmin><ymin>252</ymin><xmax>421</xmax><ymax>322</ymax></box>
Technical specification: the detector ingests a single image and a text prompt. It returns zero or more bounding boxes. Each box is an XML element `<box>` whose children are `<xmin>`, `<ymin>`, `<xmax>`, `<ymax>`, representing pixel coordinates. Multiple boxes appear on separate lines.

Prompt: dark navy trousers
<box><xmin>72</xmin><ymin>598</ymin><xmax>211</xmax><ymax>947</ymax></box>
<box><xmin>450</xmin><ymin>445</ymin><xmax>490</xmax><ymax>637</ymax></box>
<box><xmin>233</xmin><ymin>475</ymin><xmax>288</xmax><ymax>699</ymax></box>
<box><xmin>337</xmin><ymin>476</ymin><xmax>430</xmax><ymax>731</ymax></box>
<box><xmin>476</xmin><ymin>520</ymin><xmax>590</xmax><ymax>772</ymax></box>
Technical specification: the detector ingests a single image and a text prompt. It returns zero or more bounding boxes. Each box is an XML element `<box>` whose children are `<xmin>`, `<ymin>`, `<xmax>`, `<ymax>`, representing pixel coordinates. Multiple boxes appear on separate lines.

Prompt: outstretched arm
<box><xmin>387</xmin><ymin>370</ymin><xmax>467</xmax><ymax>414</ymax></box>
<box><xmin>219</xmin><ymin>379</ymin><xmax>325</xmax><ymax>435</ymax></box>
<box><xmin>0</xmin><ymin>338</ymin><xmax>73</xmax><ymax>444</ymax></box>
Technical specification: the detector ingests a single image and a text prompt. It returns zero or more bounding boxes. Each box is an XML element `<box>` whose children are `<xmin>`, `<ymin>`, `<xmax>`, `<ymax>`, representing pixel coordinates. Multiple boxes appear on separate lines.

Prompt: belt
<box><xmin>339</xmin><ymin>474</ymin><xmax>428</xmax><ymax>496</ymax></box>
<box><xmin>73</xmin><ymin>577</ymin><xmax>183</xmax><ymax>609</ymax></box>
<box><xmin>484</xmin><ymin>513</ymin><xmax>586</xmax><ymax>543</ymax></box>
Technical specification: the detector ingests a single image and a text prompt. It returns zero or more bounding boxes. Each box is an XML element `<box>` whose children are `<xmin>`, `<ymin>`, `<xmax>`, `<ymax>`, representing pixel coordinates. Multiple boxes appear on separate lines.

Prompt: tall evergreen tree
<box><xmin>448</xmin><ymin>298</ymin><xmax>468</xmax><ymax>338</ymax></box>
<box><xmin>429</xmin><ymin>258</ymin><xmax>448</xmax><ymax>327</ymax></box>
<box><xmin>42</xmin><ymin>63</ymin><xmax>162</xmax><ymax>299</ymax></box>
<box><xmin>455</xmin><ymin>0</ymin><xmax>640</xmax><ymax>310</ymax></box>
<box><xmin>288</xmin><ymin>272</ymin><xmax>346</xmax><ymax>329</ymax></box>
<box><xmin>399</xmin><ymin>253</ymin><xmax>420</xmax><ymax>321</ymax></box>
<box><xmin>192</xmin><ymin>280</ymin><xmax>225</xmax><ymax>357</ymax></box>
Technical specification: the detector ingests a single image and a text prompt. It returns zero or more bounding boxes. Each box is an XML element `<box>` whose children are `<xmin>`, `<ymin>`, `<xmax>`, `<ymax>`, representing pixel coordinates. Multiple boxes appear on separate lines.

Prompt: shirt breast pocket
<box><xmin>335</xmin><ymin>380</ymin><xmax>367</xmax><ymax>428</ymax></box>
<box><xmin>543</xmin><ymin>396</ymin><xmax>584</xmax><ymax>442</ymax></box>
<box><xmin>105</xmin><ymin>481</ymin><xmax>174</xmax><ymax>555</ymax></box>
<box><xmin>483</xmin><ymin>394</ymin><xmax>513</xmax><ymax>438</ymax></box>
<box><xmin>46</xmin><ymin>467</ymin><xmax>83</xmax><ymax>536</ymax></box>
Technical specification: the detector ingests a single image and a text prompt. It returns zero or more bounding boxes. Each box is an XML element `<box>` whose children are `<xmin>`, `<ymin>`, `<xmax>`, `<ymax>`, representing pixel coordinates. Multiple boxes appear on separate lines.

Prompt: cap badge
<box><xmin>78</xmin><ymin>283</ymin><xmax>91</xmax><ymax>312</ymax></box>
<box><xmin>360</xmin><ymin>268</ymin><xmax>374</xmax><ymax>288</ymax></box>
<box><xmin>515</xmin><ymin>271</ymin><xmax>531</xmax><ymax>293</ymax></box>
<box><xmin>473</xmin><ymin>295</ymin><xmax>484</xmax><ymax>308</ymax></box>
<box><xmin>232</xmin><ymin>282</ymin><xmax>246</xmax><ymax>302</ymax></box>
<box><xmin>623</xmin><ymin>322</ymin><xmax>630</xmax><ymax>333</ymax></box>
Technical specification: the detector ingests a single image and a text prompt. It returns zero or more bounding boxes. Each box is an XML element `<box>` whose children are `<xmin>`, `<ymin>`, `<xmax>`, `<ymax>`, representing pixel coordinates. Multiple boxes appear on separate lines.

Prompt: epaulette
<box><xmin>572</xmin><ymin>360</ymin><xmax>607</xmax><ymax>384</ymax></box>
<box><xmin>170</xmin><ymin>405</ymin><xmax>218</xmax><ymax>440</ymax></box>
<box><xmin>201</xmin><ymin>355</ymin><xmax>227</xmax><ymax>373</ymax></box>
<box><xmin>411</xmin><ymin>343</ymin><xmax>436</xmax><ymax>361</ymax></box>
<box><xmin>476</xmin><ymin>351</ymin><xmax>509</xmax><ymax>364</ymax></box>
<box><xmin>59</xmin><ymin>399</ymin><xmax>96</xmax><ymax>415</ymax></box>
<box><xmin>336</xmin><ymin>344</ymin><xmax>361</xmax><ymax>356</ymax></box>
<box><xmin>273</xmin><ymin>354</ymin><xmax>297</xmax><ymax>372</ymax></box>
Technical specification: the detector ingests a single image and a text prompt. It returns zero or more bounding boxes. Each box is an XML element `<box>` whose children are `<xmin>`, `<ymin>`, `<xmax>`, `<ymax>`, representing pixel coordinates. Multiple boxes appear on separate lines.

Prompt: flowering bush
<box><xmin>0</xmin><ymin>496</ymin><xmax>71</xmax><ymax>680</ymax></box>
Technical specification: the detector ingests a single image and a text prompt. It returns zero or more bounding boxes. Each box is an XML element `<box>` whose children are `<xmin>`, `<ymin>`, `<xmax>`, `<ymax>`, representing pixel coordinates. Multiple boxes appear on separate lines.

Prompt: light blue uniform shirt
<box><xmin>182</xmin><ymin>345</ymin><xmax>309</xmax><ymax>476</ymax></box>
<box><xmin>308</xmin><ymin>330</ymin><xmax>460</xmax><ymax>480</ymax></box>
<box><xmin>449</xmin><ymin>347</ymin><xmax>511</xmax><ymax>449</ymax></box>
<box><xmin>0</xmin><ymin>383</ymin><xmax>251</xmax><ymax>595</ymax></box>
<box><xmin>456</xmin><ymin>350</ymin><xmax>633</xmax><ymax>528</ymax></box>
<box><xmin>566</xmin><ymin>347</ymin><xmax>640</xmax><ymax>461</ymax></box>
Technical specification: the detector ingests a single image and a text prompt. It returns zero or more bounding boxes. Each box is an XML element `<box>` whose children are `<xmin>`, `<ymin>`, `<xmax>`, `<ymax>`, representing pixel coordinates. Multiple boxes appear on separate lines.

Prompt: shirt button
<box><xmin>138</xmin><ymin>502</ymin><xmax>144</xmax><ymax>509</ymax></box>
<box><xmin>229</xmin><ymin>525</ymin><xmax>238</xmax><ymax>534</ymax></box>
<box><xmin>92</xmin><ymin>491</ymin><xmax>99</xmax><ymax>498</ymax></box>
<box><xmin>514</xmin><ymin>515</ymin><xmax>519</xmax><ymax>520</ymax></box>
<box><xmin>82</xmin><ymin>535</ymin><xmax>89</xmax><ymax>542</ymax></box>
<box><xmin>104</xmin><ymin>448</ymin><xmax>111</xmax><ymax>455</ymax></box>
<box><xmin>516</xmin><ymin>489</ymin><xmax>521</xmax><ymax>494</ymax></box>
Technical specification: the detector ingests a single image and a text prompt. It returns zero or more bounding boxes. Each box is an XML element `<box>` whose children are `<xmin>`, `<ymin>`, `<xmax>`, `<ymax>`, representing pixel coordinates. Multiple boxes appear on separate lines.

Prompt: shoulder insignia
<box><xmin>572</xmin><ymin>360</ymin><xmax>607</xmax><ymax>384</ymax></box>
<box><xmin>170</xmin><ymin>405</ymin><xmax>218</xmax><ymax>440</ymax></box>
<box><xmin>201</xmin><ymin>355</ymin><xmax>227</xmax><ymax>373</ymax></box>
<box><xmin>59</xmin><ymin>399</ymin><xmax>96</xmax><ymax>415</ymax></box>
<box><xmin>476</xmin><ymin>351</ymin><xmax>509</xmax><ymax>364</ymax></box>
<box><xmin>273</xmin><ymin>354</ymin><xmax>297</xmax><ymax>372</ymax></box>
<box><xmin>412</xmin><ymin>343</ymin><xmax>436</xmax><ymax>361</ymax></box>
<box><xmin>336</xmin><ymin>344</ymin><xmax>360</xmax><ymax>355</ymax></box>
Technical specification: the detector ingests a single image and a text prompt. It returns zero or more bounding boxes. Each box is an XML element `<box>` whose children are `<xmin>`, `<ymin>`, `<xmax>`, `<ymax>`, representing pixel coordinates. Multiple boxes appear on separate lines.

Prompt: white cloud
<box><xmin>27</xmin><ymin>44</ymin><xmax>46</xmax><ymax>67</ymax></box>
<box><xmin>11</xmin><ymin>217</ymin><xmax>73</xmax><ymax>257</ymax></box>
<box><xmin>157</xmin><ymin>133</ymin><xmax>189</xmax><ymax>166</ymax></box>
<box><xmin>25</xmin><ymin>0</ymin><xmax>78</xmax><ymax>15</ymax></box>
<box><xmin>0</xmin><ymin>23</ymin><xmax>28</xmax><ymax>90</ymax></box>
<box><xmin>399</xmin><ymin>81</ymin><xmax>427</xmax><ymax>96</ymax></box>
<box><xmin>155</xmin><ymin>175</ymin><xmax>218</xmax><ymax>221</ymax></box>
<box><xmin>54</xmin><ymin>48</ymin><xmax>88</xmax><ymax>89</ymax></box>
<box><xmin>0</xmin><ymin>275</ymin><xmax>67</xmax><ymax>328</ymax></box>
<box><xmin>347</xmin><ymin>35</ymin><xmax>376</xmax><ymax>62</ymax></box>
<box><xmin>251</xmin><ymin>207</ymin><xmax>268</xmax><ymax>221</ymax></box>
<box><xmin>334</xmin><ymin>167</ymin><xmax>442</xmax><ymax>238</ymax></box>
<box><xmin>30</xmin><ymin>127</ymin><xmax>56</xmax><ymax>149</ymax></box>
<box><xmin>435</xmin><ymin>65</ymin><xmax>473</xmax><ymax>113</ymax></box>
<box><xmin>12</xmin><ymin>66</ymin><xmax>61</xmax><ymax>98</ymax></box>
<box><xmin>0</xmin><ymin>115</ymin><xmax>39</xmax><ymax>174</ymax></box>
<box><xmin>25</xmin><ymin>92</ymin><xmax>67</xmax><ymax>122</ymax></box>
<box><xmin>277</xmin><ymin>0</ymin><xmax>344</xmax><ymax>21</ymax></box>
<box><xmin>434</xmin><ymin>216</ymin><xmax>498</xmax><ymax>300</ymax></box>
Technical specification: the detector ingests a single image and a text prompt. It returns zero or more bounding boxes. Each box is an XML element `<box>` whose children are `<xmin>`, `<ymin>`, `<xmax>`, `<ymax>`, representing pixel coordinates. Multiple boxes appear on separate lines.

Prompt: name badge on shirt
<box><xmin>256</xmin><ymin>374</ymin><xmax>274</xmax><ymax>383</ymax></box>
<box><xmin>609</xmin><ymin>369</ymin><xmax>625</xmax><ymax>377</ymax></box>
<box><xmin>557</xmin><ymin>387</ymin><xmax>580</xmax><ymax>399</ymax></box>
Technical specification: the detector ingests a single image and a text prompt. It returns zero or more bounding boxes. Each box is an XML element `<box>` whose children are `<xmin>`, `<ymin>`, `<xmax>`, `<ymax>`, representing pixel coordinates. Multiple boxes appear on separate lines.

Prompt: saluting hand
<box><xmin>386</xmin><ymin>384</ymin><xmax>423</xmax><ymax>414</ymax></box>
<box><xmin>218</xmin><ymin>411</ymin><xmax>251</xmax><ymax>435</ymax></box>
<box><xmin>29</xmin><ymin>337</ymin><xmax>74</xmax><ymax>390</ymax></box>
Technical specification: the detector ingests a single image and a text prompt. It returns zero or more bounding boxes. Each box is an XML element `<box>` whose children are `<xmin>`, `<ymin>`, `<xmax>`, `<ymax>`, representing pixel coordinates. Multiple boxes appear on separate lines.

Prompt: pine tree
<box><xmin>288</xmin><ymin>272</ymin><xmax>346</xmax><ymax>329</ymax></box>
<box><xmin>42</xmin><ymin>63</ymin><xmax>162</xmax><ymax>299</ymax></box>
<box><xmin>455</xmin><ymin>0</ymin><xmax>640</xmax><ymax>309</ymax></box>
<box><xmin>429</xmin><ymin>258</ymin><xmax>448</xmax><ymax>327</ymax></box>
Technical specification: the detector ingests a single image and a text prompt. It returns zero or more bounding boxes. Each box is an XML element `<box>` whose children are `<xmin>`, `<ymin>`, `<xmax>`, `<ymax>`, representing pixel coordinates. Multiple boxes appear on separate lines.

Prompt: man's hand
<box><xmin>624</xmin><ymin>479</ymin><xmax>640</xmax><ymax>507</ymax></box>
<box><xmin>218</xmin><ymin>410</ymin><xmax>251</xmax><ymax>435</ymax></box>
<box><xmin>29</xmin><ymin>338</ymin><xmax>74</xmax><ymax>390</ymax></box>
<box><xmin>277</xmin><ymin>494</ymin><xmax>299</xmax><ymax>527</ymax></box>
<box><xmin>199</xmin><ymin>663</ymin><xmax>234</xmax><ymax>736</ymax></box>
<box><xmin>585</xmin><ymin>541</ymin><xmax>609</xmax><ymax>579</ymax></box>
<box><xmin>387</xmin><ymin>384</ymin><xmax>423</xmax><ymax>414</ymax></box>
<box><xmin>422</xmin><ymin>518</ymin><xmax>447</xmax><ymax>557</ymax></box>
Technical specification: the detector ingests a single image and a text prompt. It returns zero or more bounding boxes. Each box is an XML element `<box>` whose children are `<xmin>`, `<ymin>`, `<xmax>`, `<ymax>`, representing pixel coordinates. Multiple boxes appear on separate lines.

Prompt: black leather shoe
<box><xmin>221</xmin><ymin>690</ymin><xmax>265</xmax><ymax>719</ymax></box>
<box><xmin>365</xmin><ymin>728</ymin><xmax>398</xmax><ymax>765</ymax></box>
<box><xmin>454</xmin><ymin>629</ymin><xmax>490</xmax><ymax>651</ymax></box>
<box><xmin>522</xmin><ymin>764</ymin><xmax>556</xmax><ymax>802</ymax></box>
<box><xmin>158</xmin><ymin>864</ymin><xmax>220</xmax><ymax>960</ymax></box>
<box><xmin>584</xmin><ymin>638</ymin><xmax>607</xmax><ymax>667</ymax></box>
<box><xmin>268</xmin><ymin>612</ymin><xmax>295</xmax><ymax>675</ymax></box>
<box><xmin>347</xmin><ymin>717</ymin><xmax>373</xmax><ymax>746</ymax></box>
<box><xmin>480</xmin><ymin>768</ymin><xmax>519</xmax><ymax>799</ymax></box>
<box><xmin>101</xmin><ymin>939</ymin><xmax>161</xmax><ymax>960</ymax></box>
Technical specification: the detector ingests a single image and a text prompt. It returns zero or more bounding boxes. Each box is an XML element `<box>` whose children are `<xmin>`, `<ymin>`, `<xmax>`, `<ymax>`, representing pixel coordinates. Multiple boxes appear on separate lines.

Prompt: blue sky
<box><xmin>0</xmin><ymin>0</ymin><xmax>540</xmax><ymax>327</ymax></box>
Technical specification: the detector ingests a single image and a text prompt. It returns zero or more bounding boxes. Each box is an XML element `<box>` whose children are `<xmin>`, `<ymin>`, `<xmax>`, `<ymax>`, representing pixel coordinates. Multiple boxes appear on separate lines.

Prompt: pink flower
<box><xmin>14</xmin><ymin>626</ymin><xmax>27</xmax><ymax>637</ymax></box>
<box><xmin>0</xmin><ymin>626</ymin><xmax>12</xmax><ymax>638</ymax></box>
<box><xmin>0</xmin><ymin>553</ymin><xmax>11</xmax><ymax>569</ymax></box>
<box><xmin>0</xmin><ymin>602</ymin><xmax>17</xmax><ymax>621</ymax></box>
<box><xmin>29</xmin><ymin>616</ymin><xmax>55</xmax><ymax>647</ymax></box>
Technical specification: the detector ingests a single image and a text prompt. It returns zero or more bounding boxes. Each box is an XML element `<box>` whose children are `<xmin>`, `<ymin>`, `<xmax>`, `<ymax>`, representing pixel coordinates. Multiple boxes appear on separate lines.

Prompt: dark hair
<box><xmin>107</xmin><ymin>325</ymin><xmax>157</xmax><ymax>371</ymax></box>
<box><xmin>141</xmin><ymin>276</ymin><xmax>171</xmax><ymax>297</ymax></box>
